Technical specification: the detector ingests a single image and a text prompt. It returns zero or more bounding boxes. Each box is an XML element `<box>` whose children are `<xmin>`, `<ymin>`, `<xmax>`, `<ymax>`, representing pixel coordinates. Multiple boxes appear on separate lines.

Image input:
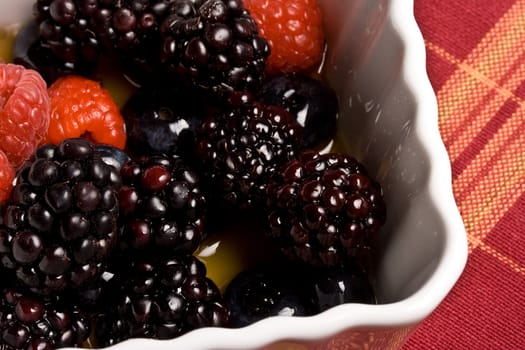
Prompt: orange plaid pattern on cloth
<box><xmin>402</xmin><ymin>1</ymin><xmax>525</xmax><ymax>349</ymax></box>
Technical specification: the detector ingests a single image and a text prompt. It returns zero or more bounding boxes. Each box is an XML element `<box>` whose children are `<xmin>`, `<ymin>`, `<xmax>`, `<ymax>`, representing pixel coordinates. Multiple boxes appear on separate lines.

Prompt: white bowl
<box><xmin>1</xmin><ymin>0</ymin><xmax>468</xmax><ymax>349</ymax></box>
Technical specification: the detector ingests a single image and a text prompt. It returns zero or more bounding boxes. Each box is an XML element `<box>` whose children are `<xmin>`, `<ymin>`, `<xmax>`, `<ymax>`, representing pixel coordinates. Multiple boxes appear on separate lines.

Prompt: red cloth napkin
<box><xmin>402</xmin><ymin>1</ymin><xmax>525</xmax><ymax>349</ymax></box>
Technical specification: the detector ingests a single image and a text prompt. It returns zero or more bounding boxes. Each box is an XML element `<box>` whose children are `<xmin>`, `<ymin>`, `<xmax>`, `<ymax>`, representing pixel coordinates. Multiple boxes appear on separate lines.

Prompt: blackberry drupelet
<box><xmin>159</xmin><ymin>0</ymin><xmax>270</xmax><ymax>96</ymax></box>
<box><xmin>0</xmin><ymin>138</ymin><xmax>122</xmax><ymax>295</ymax></box>
<box><xmin>265</xmin><ymin>151</ymin><xmax>386</xmax><ymax>267</ymax></box>
<box><xmin>194</xmin><ymin>92</ymin><xmax>303</xmax><ymax>211</ymax></box>
<box><xmin>93</xmin><ymin>254</ymin><xmax>229</xmax><ymax>346</ymax></box>
<box><xmin>118</xmin><ymin>154</ymin><xmax>207</xmax><ymax>256</ymax></box>
<box><xmin>30</xmin><ymin>0</ymin><xmax>102</xmax><ymax>82</ymax></box>
<box><xmin>0</xmin><ymin>287</ymin><xmax>90</xmax><ymax>350</ymax></box>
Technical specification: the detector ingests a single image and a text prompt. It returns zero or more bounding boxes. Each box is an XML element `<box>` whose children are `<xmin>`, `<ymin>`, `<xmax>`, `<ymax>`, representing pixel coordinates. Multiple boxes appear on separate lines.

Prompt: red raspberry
<box><xmin>0</xmin><ymin>63</ymin><xmax>50</xmax><ymax>168</ymax></box>
<box><xmin>244</xmin><ymin>0</ymin><xmax>325</xmax><ymax>75</ymax></box>
<box><xmin>0</xmin><ymin>149</ymin><xmax>15</xmax><ymax>203</ymax></box>
<box><xmin>46</xmin><ymin>76</ymin><xmax>126</xmax><ymax>149</ymax></box>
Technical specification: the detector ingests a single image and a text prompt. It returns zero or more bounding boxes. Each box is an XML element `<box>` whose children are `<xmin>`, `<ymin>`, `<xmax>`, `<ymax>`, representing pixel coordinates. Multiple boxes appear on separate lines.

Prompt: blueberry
<box><xmin>312</xmin><ymin>261</ymin><xmax>376</xmax><ymax>311</ymax></box>
<box><xmin>224</xmin><ymin>264</ymin><xmax>318</xmax><ymax>327</ymax></box>
<box><xmin>121</xmin><ymin>82</ymin><xmax>210</xmax><ymax>158</ymax></box>
<box><xmin>94</xmin><ymin>145</ymin><xmax>131</xmax><ymax>171</ymax></box>
<box><xmin>258</xmin><ymin>74</ymin><xmax>339</xmax><ymax>150</ymax></box>
<box><xmin>225</xmin><ymin>261</ymin><xmax>375</xmax><ymax>327</ymax></box>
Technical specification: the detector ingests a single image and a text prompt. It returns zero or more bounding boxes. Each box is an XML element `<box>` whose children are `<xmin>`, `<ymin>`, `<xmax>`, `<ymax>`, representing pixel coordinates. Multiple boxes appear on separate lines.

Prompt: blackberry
<box><xmin>159</xmin><ymin>0</ymin><xmax>270</xmax><ymax>96</ymax></box>
<box><xmin>88</xmin><ymin>0</ymin><xmax>176</xmax><ymax>86</ymax></box>
<box><xmin>0</xmin><ymin>287</ymin><xmax>90</xmax><ymax>349</ymax></box>
<box><xmin>93</xmin><ymin>254</ymin><xmax>229</xmax><ymax>346</ymax></box>
<box><xmin>0</xmin><ymin>138</ymin><xmax>122</xmax><ymax>295</ymax></box>
<box><xmin>194</xmin><ymin>92</ymin><xmax>302</xmax><ymax>211</ymax></box>
<box><xmin>30</xmin><ymin>0</ymin><xmax>102</xmax><ymax>81</ymax></box>
<box><xmin>88</xmin><ymin>0</ymin><xmax>172</xmax><ymax>50</ymax></box>
<box><xmin>266</xmin><ymin>151</ymin><xmax>386</xmax><ymax>267</ymax></box>
<box><xmin>118</xmin><ymin>154</ymin><xmax>206</xmax><ymax>256</ymax></box>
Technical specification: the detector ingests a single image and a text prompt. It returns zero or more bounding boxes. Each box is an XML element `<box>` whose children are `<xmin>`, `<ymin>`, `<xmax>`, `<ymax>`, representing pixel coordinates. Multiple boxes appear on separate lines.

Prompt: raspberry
<box><xmin>0</xmin><ymin>63</ymin><xmax>50</xmax><ymax>168</ymax></box>
<box><xmin>0</xmin><ymin>150</ymin><xmax>15</xmax><ymax>203</ymax></box>
<box><xmin>46</xmin><ymin>76</ymin><xmax>127</xmax><ymax>149</ymax></box>
<box><xmin>244</xmin><ymin>0</ymin><xmax>325</xmax><ymax>75</ymax></box>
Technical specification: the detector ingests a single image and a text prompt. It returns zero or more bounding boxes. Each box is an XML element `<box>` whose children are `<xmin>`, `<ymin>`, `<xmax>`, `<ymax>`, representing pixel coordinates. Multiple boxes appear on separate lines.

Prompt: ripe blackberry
<box><xmin>0</xmin><ymin>287</ymin><xmax>90</xmax><ymax>349</ymax></box>
<box><xmin>118</xmin><ymin>154</ymin><xmax>207</xmax><ymax>256</ymax></box>
<box><xmin>0</xmin><ymin>138</ymin><xmax>122</xmax><ymax>295</ymax></box>
<box><xmin>93</xmin><ymin>254</ymin><xmax>229</xmax><ymax>346</ymax></box>
<box><xmin>88</xmin><ymin>0</ymin><xmax>176</xmax><ymax>86</ymax></box>
<box><xmin>194</xmin><ymin>92</ymin><xmax>302</xmax><ymax>211</ymax></box>
<box><xmin>266</xmin><ymin>151</ymin><xmax>386</xmax><ymax>267</ymax></box>
<box><xmin>159</xmin><ymin>0</ymin><xmax>270</xmax><ymax>96</ymax></box>
<box><xmin>30</xmin><ymin>0</ymin><xmax>102</xmax><ymax>81</ymax></box>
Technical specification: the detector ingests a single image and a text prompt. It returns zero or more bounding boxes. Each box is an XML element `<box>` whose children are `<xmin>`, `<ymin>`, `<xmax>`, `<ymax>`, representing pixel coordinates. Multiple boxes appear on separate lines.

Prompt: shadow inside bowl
<box><xmin>322</xmin><ymin>0</ymin><xmax>446</xmax><ymax>304</ymax></box>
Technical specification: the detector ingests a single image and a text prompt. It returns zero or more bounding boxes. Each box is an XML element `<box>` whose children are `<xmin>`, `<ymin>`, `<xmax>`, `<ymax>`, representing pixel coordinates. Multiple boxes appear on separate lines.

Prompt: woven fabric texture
<box><xmin>402</xmin><ymin>1</ymin><xmax>525</xmax><ymax>349</ymax></box>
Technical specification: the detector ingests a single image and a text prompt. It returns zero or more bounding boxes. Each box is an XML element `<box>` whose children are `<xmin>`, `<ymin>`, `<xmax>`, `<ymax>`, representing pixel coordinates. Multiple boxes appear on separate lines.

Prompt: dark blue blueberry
<box><xmin>258</xmin><ymin>74</ymin><xmax>339</xmax><ymax>150</ymax></box>
<box><xmin>94</xmin><ymin>145</ymin><xmax>131</xmax><ymax>171</ymax></box>
<box><xmin>312</xmin><ymin>261</ymin><xmax>375</xmax><ymax>311</ymax></box>
<box><xmin>224</xmin><ymin>263</ymin><xmax>318</xmax><ymax>327</ymax></box>
<box><xmin>121</xmin><ymin>82</ymin><xmax>210</xmax><ymax>158</ymax></box>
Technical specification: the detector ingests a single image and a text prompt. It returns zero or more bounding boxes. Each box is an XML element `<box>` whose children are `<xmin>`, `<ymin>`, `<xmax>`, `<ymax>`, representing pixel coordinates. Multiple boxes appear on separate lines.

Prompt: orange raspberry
<box><xmin>244</xmin><ymin>0</ymin><xmax>325</xmax><ymax>75</ymax></box>
<box><xmin>46</xmin><ymin>76</ymin><xmax>126</xmax><ymax>149</ymax></box>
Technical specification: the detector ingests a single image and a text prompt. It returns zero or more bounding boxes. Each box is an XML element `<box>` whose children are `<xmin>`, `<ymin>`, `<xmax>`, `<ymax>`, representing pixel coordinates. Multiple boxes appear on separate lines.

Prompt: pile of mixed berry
<box><xmin>0</xmin><ymin>0</ymin><xmax>387</xmax><ymax>348</ymax></box>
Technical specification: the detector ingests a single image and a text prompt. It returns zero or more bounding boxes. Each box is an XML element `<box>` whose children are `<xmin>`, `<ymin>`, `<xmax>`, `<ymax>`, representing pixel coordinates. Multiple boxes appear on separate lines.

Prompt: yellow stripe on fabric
<box><xmin>471</xmin><ymin>236</ymin><xmax>525</xmax><ymax>276</ymax></box>
<box><xmin>455</xmin><ymin>133</ymin><xmax>525</xmax><ymax>249</ymax></box>
<box><xmin>454</xmin><ymin>106</ymin><xmax>525</xmax><ymax>202</ymax></box>
<box><xmin>423</xmin><ymin>0</ymin><xmax>525</xmax><ymax>252</ymax></box>
<box><xmin>432</xmin><ymin>0</ymin><xmax>525</xmax><ymax>157</ymax></box>
<box><xmin>446</xmin><ymin>49</ymin><xmax>525</xmax><ymax>163</ymax></box>
<box><xmin>448</xmin><ymin>60</ymin><xmax>525</xmax><ymax>162</ymax></box>
<box><xmin>427</xmin><ymin>41</ymin><xmax>520</xmax><ymax>105</ymax></box>
<box><xmin>446</xmin><ymin>81</ymin><xmax>506</xmax><ymax>162</ymax></box>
